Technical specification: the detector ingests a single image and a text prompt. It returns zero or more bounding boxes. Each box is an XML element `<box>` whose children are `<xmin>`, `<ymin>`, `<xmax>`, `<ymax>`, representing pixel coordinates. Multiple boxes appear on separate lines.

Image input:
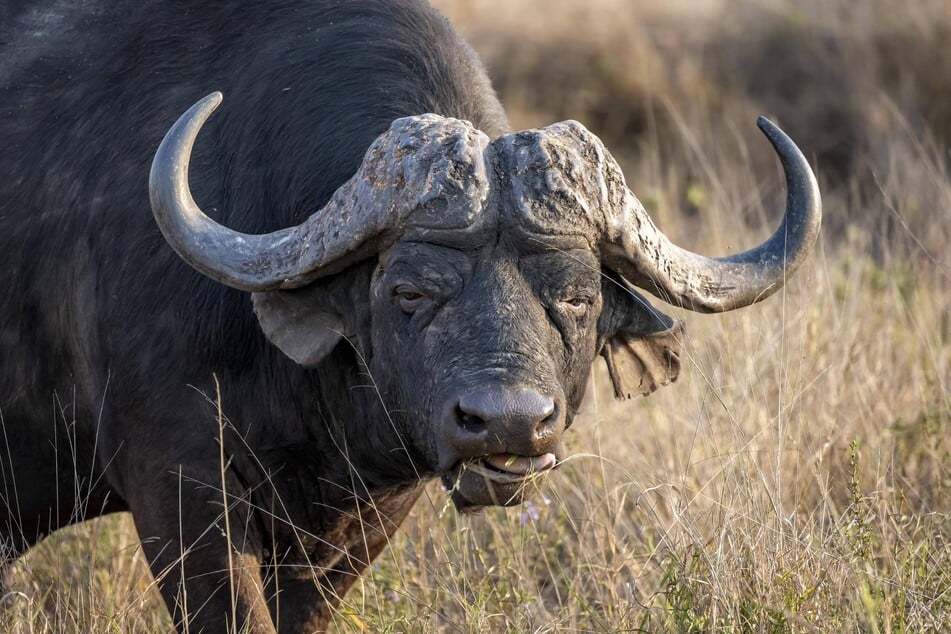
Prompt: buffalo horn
<box><xmin>149</xmin><ymin>92</ymin><xmax>490</xmax><ymax>291</ymax></box>
<box><xmin>603</xmin><ymin>117</ymin><xmax>821</xmax><ymax>312</ymax></box>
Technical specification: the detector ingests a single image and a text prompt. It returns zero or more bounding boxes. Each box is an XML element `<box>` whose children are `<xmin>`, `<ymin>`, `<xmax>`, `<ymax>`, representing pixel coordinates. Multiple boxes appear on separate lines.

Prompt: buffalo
<box><xmin>0</xmin><ymin>0</ymin><xmax>820</xmax><ymax>631</ymax></box>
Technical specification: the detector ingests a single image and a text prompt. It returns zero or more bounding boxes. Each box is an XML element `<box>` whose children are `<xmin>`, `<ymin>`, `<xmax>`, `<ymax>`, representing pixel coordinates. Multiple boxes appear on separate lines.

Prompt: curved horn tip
<box><xmin>166</xmin><ymin>92</ymin><xmax>223</xmax><ymax>135</ymax></box>
<box><xmin>755</xmin><ymin>115</ymin><xmax>799</xmax><ymax>153</ymax></box>
<box><xmin>755</xmin><ymin>115</ymin><xmax>781</xmax><ymax>140</ymax></box>
<box><xmin>191</xmin><ymin>91</ymin><xmax>224</xmax><ymax>119</ymax></box>
<box><xmin>150</xmin><ymin>92</ymin><xmax>224</xmax><ymax>177</ymax></box>
<box><xmin>615</xmin><ymin>114</ymin><xmax>821</xmax><ymax>313</ymax></box>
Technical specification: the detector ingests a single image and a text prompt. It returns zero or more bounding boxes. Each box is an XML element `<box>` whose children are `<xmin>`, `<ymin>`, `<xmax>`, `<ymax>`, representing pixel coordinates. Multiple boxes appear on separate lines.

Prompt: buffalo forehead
<box><xmin>369</xmin><ymin>114</ymin><xmax>493</xmax><ymax>232</ymax></box>
<box><xmin>387</xmin><ymin>115</ymin><xmax>625</xmax><ymax>251</ymax></box>
<box><xmin>493</xmin><ymin>120</ymin><xmax>628</xmax><ymax>246</ymax></box>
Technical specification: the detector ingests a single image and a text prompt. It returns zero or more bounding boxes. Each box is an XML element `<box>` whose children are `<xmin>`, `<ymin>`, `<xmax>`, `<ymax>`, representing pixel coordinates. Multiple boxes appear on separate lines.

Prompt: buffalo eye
<box><xmin>393</xmin><ymin>284</ymin><xmax>429</xmax><ymax>314</ymax></box>
<box><xmin>558</xmin><ymin>294</ymin><xmax>593</xmax><ymax>316</ymax></box>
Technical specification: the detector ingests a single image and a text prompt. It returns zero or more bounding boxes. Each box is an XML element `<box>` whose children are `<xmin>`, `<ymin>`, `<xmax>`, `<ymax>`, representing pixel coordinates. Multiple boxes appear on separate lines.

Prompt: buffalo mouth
<box><xmin>442</xmin><ymin>453</ymin><xmax>557</xmax><ymax>511</ymax></box>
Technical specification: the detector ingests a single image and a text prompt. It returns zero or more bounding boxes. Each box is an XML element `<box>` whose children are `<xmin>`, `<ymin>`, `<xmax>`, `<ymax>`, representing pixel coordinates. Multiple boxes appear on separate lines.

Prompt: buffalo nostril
<box><xmin>539</xmin><ymin>400</ymin><xmax>555</xmax><ymax>420</ymax></box>
<box><xmin>455</xmin><ymin>405</ymin><xmax>487</xmax><ymax>433</ymax></box>
<box><xmin>536</xmin><ymin>403</ymin><xmax>558</xmax><ymax>432</ymax></box>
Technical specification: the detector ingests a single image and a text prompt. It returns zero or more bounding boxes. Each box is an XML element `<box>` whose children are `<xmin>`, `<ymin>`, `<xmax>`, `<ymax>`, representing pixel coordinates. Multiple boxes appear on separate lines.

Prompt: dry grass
<box><xmin>2</xmin><ymin>0</ymin><xmax>950</xmax><ymax>631</ymax></box>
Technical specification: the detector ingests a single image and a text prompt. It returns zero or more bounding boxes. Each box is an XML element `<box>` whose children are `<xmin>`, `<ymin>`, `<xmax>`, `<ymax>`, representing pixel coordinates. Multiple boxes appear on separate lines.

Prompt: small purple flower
<box><xmin>520</xmin><ymin>499</ymin><xmax>540</xmax><ymax>523</ymax></box>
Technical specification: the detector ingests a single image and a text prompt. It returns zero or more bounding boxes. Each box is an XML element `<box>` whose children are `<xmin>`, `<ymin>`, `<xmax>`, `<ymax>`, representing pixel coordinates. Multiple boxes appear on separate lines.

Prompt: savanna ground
<box><xmin>2</xmin><ymin>0</ymin><xmax>949</xmax><ymax>631</ymax></box>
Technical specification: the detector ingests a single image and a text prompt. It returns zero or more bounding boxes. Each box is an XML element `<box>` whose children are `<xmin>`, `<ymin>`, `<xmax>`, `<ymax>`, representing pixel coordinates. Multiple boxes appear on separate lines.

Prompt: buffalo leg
<box><xmin>266</xmin><ymin>543</ymin><xmax>389</xmax><ymax>633</ymax></box>
<box><xmin>0</xmin><ymin>406</ymin><xmax>125</xmax><ymax>556</ymax></box>
<box><xmin>266</xmin><ymin>491</ymin><xmax>420</xmax><ymax>633</ymax></box>
<box><xmin>127</xmin><ymin>463</ymin><xmax>275</xmax><ymax>633</ymax></box>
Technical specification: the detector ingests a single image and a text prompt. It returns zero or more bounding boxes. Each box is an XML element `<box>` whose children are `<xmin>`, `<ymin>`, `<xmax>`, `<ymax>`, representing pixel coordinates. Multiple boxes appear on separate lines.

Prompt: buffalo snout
<box><xmin>438</xmin><ymin>386</ymin><xmax>565</xmax><ymax>472</ymax></box>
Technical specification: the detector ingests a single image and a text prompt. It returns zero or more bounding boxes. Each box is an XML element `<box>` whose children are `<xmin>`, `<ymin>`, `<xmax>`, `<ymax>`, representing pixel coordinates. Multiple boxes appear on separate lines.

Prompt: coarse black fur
<box><xmin>0</xmin><ymin>2</ymin><xmax>677</xmax><ymax>632</ymax></box>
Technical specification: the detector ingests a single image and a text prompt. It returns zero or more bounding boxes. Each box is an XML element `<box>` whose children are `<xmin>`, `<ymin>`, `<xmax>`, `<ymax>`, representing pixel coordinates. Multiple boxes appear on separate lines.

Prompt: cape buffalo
<box><xmin>0</xmin><ymin>0</ymin><xmax>821</xmax><ymax>631</ymax></box>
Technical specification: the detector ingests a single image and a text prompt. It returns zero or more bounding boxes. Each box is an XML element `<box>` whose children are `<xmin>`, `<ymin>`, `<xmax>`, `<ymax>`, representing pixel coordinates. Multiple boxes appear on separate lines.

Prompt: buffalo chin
<box><xmin>442</xmin><ymin>461</ymin><xmax>548</xmax><ymax>512</ymax></box>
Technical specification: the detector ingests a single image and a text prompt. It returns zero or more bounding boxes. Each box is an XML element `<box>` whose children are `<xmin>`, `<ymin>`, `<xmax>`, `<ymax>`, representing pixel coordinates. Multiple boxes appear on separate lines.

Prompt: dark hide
<box><xmin>0</xmin><ymin>1</ymin><xmax>679</xmax><ymax>631</ymax></box>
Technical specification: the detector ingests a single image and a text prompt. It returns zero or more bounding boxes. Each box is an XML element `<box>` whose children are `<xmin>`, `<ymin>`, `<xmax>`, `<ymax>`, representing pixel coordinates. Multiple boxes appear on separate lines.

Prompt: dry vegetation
<box><xmin>2</xmin><ymin>0</ymin><xmax>950</xmax><ymax>631</ymax></box>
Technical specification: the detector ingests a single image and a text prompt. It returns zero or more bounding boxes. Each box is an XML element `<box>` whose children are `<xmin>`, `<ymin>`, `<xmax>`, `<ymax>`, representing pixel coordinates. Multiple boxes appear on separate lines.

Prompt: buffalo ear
<box><xmin>599</xmin><ymin>276</ymin><xmax>685</xmax><ymax>400</ymax></box>
<box><xmin>251</xmin><ymin>287</ymin><xmax>354</xmax><ymax>368</ymax></box>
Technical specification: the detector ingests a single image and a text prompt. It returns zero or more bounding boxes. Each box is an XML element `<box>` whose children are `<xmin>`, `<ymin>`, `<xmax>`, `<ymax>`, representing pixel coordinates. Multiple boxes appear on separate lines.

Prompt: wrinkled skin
<box><xmin>370</xmin><ymin>235</ymin><xmax>676</xmax><ymax>506</ymax></box>
<box><xmin>374</xmin><ymin>239</ymin><xmax>599</xmax><ymax>503</ymax></box>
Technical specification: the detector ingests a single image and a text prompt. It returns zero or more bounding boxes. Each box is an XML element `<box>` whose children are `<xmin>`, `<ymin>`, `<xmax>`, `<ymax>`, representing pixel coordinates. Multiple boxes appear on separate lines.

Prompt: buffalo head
<box><xmin>150</xmin><ymin>93</ymin><xmax>820</xmax><ymax>510</ymax></box>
